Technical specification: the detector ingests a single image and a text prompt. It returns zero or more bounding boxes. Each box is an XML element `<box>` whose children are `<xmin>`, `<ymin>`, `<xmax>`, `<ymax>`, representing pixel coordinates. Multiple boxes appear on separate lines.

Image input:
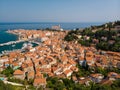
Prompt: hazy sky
<box><xmin>0</xmin><ymin>0</ymin><xmax>119</xmax><ymax>22</ymax></box>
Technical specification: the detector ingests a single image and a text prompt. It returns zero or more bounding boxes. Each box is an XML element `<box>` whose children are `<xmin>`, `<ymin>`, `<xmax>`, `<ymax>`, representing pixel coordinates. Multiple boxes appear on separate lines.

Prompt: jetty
<box><xmin>0</xmin><ymin>40</ymin><xmax>27</xmax><ymax>47</ymax></box>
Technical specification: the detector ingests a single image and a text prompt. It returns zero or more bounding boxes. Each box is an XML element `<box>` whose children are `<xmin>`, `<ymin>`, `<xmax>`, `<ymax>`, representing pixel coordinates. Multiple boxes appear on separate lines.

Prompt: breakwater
<box><xmin>0</xmin><ymin>40</ymin><xmax>27</xmax><ymax>46</ymax></box>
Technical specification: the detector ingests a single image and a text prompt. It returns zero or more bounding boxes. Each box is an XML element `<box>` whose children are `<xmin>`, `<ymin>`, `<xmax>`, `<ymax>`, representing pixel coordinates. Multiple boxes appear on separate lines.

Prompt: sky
<box><xmin>0</xmin><ymin>0</ymin><xmax>119</xmax><ymax>22</ymax></box>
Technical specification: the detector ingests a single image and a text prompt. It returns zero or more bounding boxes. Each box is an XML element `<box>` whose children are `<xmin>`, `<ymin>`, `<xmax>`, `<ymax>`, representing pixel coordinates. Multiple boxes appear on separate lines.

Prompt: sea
<box><xmin>0</xmin><ymin>22</ymin><xmax>104</xmax><ymax>54</ymax></box>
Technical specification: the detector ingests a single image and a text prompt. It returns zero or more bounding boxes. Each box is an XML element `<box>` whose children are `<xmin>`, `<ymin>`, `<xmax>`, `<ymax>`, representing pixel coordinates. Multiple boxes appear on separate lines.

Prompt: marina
<box><xmin>0</xmin><ymin>30</ymin><xmax>41</xmax><ymax>54</ymax></box>
<box><xmin>0</xmin><ymin>41</ymin><xmax>39</xmax><ymax>54</ymax></box>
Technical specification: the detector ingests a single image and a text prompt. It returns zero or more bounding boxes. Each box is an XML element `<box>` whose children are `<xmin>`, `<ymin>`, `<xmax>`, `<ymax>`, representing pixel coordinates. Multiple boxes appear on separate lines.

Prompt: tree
<box><xmin>28</xmin><ymin>79</ymin><xmax>34</xmax><ymax>85</ymax></box>
<box><xmin>96</xmin><ymin>67</ymin><xmax>108</xmax><ymax>77</ymax></box>
<box><xmin>1</xmin><ymin>66</ymin><xmax>14</xmax><ymax>77</ymax></box>
<box><xmin>47</xmin><ymin>77</ymin><xmax>65</xmax><ymax>90</ymax></box>
<box><xmin>62</xmin><ymin>78</ymin><xmax>74</xmax><ymax>90</ymax></box>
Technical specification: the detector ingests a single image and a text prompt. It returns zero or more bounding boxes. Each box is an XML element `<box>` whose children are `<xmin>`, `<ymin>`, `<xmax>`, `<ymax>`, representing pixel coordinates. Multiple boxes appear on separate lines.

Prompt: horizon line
<box><xmin>0</xmin><ymin>21</ymin><xmax>109</xmax><ymax>23</ymax></box>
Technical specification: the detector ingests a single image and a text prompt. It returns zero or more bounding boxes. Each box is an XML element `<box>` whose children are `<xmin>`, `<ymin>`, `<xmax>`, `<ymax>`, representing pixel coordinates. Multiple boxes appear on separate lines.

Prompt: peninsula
<box><xmin>0</xmin><ymin>21</ymin><xmax>120</xmax><ymax>90</ymax></box>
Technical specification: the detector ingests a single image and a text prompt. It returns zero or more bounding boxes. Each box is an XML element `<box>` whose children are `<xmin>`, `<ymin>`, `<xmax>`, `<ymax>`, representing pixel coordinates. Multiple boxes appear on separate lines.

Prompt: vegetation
<box><xmin>46</xmin><ymin>77</ymin><xmax>120</xmax><ymax>90</ymax></box>
<box><xmin>46</xmin><ymin>63</ymin><xmax>120</xmax><ymax>90</ymax></box>
<box><xmin>1</xmin><ymin>66</ymin><xmax>14</xmax><ymax>77</ymax></box>
<box><xmin>0</xmin><ymin>80</ymin><xmax>24</xmax><ymax>90</ymax></box>
<box><xmin>8</xmin><ymin>77</ymin><xmax>34</xmax><ymax>86</ymax></box>
<box><xmin>94</xmin><ymin>67</ymin><xmax>120</xmax><ymax>78</ymax></box>
<box><xmin>2</xmin><ymin>65</ymin><xmax>120</xmax><ymax>90</ymax></box>
<box><xmin>64</xmin><ymin>30</ymin><xmax>78</xmax><ymax>41</ymax></box>
<box><xmin>8</xmin><ymin>77</ymin><xmax>25</xmax><ymax>84</ymax></box>
<box><xmin>64</xmin><ymin>21</ymin><xmax>120</xmax><ymax>52</ymax></box>
<box><xmin>74</xmin><ymin>64</ymin><xmax>90</xmax><ymax>77</ymax></box>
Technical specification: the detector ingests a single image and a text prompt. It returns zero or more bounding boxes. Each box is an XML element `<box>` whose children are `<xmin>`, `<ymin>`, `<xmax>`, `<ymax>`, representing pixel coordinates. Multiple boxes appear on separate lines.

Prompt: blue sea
<box><xmin>0</xmin><ymin>22</ymin><xmax>104</xmax><ymax>31</ymax></box>
<box><xmin>0</xmin><ymin>22</ymin><xmax>104</xmax><ymax>53</ymax></box>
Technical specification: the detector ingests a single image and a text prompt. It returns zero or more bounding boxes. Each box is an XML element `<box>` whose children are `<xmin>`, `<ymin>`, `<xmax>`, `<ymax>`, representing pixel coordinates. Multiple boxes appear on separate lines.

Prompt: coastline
<box><xmin>6</xmin><ymin>30</ymin><xmax>19</xmax><ymax>39</ymax></box>
<box><xmin>0</xmin><ymin>30</ymin><xmax>38</xmax><ymax>54</ymax></box>
<box><xmin>0</xmin><ymin>27</ymin><xmax>120</xmax><ymax>89</ymax></box>
<box><xmin>0</xmin><ymin>30</ymin><xmax>18</xmax><ymax>44</ymax></box>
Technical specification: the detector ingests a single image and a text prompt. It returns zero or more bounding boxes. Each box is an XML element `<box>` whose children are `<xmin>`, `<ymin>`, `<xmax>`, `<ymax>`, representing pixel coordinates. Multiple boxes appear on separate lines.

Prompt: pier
<box><xmin>0</xmin><ymin>39</ymin><xmax>40</xmax><ymax>47</ymax></box>
<box><xmin>0</xmin><ymin>40</ymin><xmax>27</xmax><ymax>47</ymax></box>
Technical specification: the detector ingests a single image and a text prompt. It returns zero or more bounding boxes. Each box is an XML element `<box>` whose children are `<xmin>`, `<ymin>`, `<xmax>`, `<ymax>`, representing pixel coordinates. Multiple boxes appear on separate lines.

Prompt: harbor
<box><xmin>0</xmin><ymin>30</ymin><xmax>42</xmax><ymax>54</ymax></box>
<box><xmin>0</xmin><ymin>40</ymin><xmax>39</xmax><ymax>54</ymax></box>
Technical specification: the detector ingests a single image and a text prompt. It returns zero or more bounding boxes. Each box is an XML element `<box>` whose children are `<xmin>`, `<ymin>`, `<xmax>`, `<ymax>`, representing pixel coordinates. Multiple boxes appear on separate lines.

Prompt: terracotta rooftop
<box><xmin>13</xmin><ymin>69</ymin><xmax>24</xmax><ymax>75</ymax></box>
